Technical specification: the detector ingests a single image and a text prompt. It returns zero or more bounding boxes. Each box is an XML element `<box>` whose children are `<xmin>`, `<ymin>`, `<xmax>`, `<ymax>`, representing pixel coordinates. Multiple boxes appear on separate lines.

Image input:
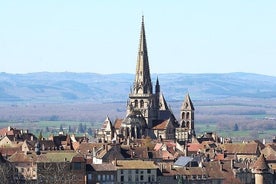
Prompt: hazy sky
<box><xmin>0</xmin><ymin>1</ymin><xmax>275</xmax><ymax>76</ymax></box>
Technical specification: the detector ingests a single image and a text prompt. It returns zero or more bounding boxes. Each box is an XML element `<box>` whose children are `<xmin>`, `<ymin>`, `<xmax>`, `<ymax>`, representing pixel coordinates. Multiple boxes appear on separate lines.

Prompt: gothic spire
<box><xmin>155</xmin><ymin>76</ymin><xmax>160</xmax><ymax>94</ymax></box>
<box><xmin>133</xmin><ymin>16</ymin><xmax>152</xmax><ymax>95</ymax></box>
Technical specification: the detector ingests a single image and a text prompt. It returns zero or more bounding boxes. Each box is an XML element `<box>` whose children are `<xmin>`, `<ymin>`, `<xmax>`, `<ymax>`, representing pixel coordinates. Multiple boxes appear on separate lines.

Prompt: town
<box><xmin>0</xmin><ymin>17</ymin><xmax>275</xmax><ymax>184</ymax></box>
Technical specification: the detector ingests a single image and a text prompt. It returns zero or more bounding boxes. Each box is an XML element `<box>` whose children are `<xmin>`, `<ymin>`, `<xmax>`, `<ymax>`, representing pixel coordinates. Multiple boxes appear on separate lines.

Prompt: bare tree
<box><xmin>37</xmin><ymin>162</ymin><xmax>79</xmax><ymax>184</ymax></box>
<box><xmin>0</xmin><ymin>159</ymin><xmax>21</xmax><ymax>184</ymax></box>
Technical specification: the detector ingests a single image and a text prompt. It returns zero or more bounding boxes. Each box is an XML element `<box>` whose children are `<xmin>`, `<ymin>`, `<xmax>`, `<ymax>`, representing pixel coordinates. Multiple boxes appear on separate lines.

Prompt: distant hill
<box><xmin>0</xmin><ymin>72</ymin><xmax>276</xmax><ymax>103</ymax></box>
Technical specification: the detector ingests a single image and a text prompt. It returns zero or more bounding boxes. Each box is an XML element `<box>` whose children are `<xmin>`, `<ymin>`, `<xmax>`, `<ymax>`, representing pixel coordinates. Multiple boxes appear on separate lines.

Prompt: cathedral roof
<box><xmin>152</xmin><ymin>119</ymin><xmax>170</xmax><ymax>130</ymax></box>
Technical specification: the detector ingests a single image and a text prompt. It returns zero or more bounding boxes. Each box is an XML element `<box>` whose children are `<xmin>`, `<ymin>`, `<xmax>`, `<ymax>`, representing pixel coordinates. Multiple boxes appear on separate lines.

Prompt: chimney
<box><xmin>113</xmin><ymin>158</ymin><xmax>117</xmax><ymax>166</ymax></box>
<box><xmin>160</xmin><ymin>164</ymin><xmax>163</xmax><ymax>173</ymax></box>
<box><xmin>92</xmin><ymin>146</ymin><xmax>96</xmax><ymax>157</ymax></box>
<box><xmin>220</xmin><ymin>161</ymin><xmax>224</xmax><ymax>171</ymax></box>
<box><xmin>184</xmin><ymin>144</ymin><xmax>188</xmax><ymax>157</ymax></box>
<box><xmin>199</xmin><ymin>161</ymin><xmax>203</xmax><ymax>168</ymax></box>
<box><xmin>31</xmin><ymin>135</ymin><xmax>33</xmax><ymax>141</ymax></box>
<box><xmin>231</xmin><ymin>159</ymin><xmax>234</xmax><ymax>170</ymax></box>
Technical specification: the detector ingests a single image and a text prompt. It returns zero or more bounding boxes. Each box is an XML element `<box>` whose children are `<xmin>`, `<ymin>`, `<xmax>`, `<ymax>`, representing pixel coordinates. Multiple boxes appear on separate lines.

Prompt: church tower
<box><xmin>176</xmin><ymin>93</ymin><xmax>195</xmax><ymax>142</ymax></box>
<box><xmin>127</xmin><ymin>16</ymin><xmax>157</xmax><ymax>128</ymax></box>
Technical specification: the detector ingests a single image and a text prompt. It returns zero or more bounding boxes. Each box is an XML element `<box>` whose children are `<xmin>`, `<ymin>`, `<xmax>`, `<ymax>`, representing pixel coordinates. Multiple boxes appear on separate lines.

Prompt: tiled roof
<box><xmin>253</xmin><ymin>154</ymin><xmax>269</xmax><ymax>171</ymax></box>
<box><xmin>154</xmin><ymin>143</ymin><xmax>163</xmax><ymax>151</ymax></box>
<box><xmin>162</xmin><ymin>150</ymin><xmax>174</xmax><ymax>160</ymax></box>
<box><xmin>152</xmin><ymin>119</ymin><xmax>169</xmax><ymax>130</ymax></box>
<box><xmin>0</xmin><ymin>127</ymin><xmax>9</xmax><ymax>136</ymax></box>
<box><xmin>222</xmin><ymin>143</ymin><xmax>258</xmax><ymax>155</ymax></box>
<box><xmin>114</xmin><ymin>118</ymin><xmax>123</xmax><ymax>129</ymax></box>
<box><xmin>91</xmin><ymin>163</ymin><xmax>117</xmax><ymax>171</ymax></box>
<box><xmin>25</xmin><ymin>140</ymin><xmax>55</xmax><ymax>150</ymax></box>
<box><xmin>0</xmin><ymin>147</ymin><xmax>21</xmax><ymax>157</ymax></box>
<box><xmin>36</xmin><ymin>151</ymin><xmax>79</xmax><ymax>162</ymax></box>
<box><xmin>77</xmin><ymin>142</ymin><xmax>104</xmax><ymax>155</ymax></box>
<box><xmin>8</xmin><ymin>151</ymin><xmax>37</xmax><ymax>163</ymax></box>
<box><xmin>116</xmin><ymin>160</ymin><xmax>158</xmax><ymax>169</ymax></box>
<box><xmin>187</xmin><ymin>143</ymin><xmax>204</xmax><ymax>152</ymax></box>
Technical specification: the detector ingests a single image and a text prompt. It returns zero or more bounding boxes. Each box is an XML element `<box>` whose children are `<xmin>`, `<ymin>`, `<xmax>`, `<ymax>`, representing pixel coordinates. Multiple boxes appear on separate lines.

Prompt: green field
<box><xmin>0</xmin><ymin>120</ymin><xmax>103</xmax><ymax>138</ymax></box>
<box><xmin>195</xmin><ymin>123</ymin><xmax>276</xmax><ymax>142</ymax></box>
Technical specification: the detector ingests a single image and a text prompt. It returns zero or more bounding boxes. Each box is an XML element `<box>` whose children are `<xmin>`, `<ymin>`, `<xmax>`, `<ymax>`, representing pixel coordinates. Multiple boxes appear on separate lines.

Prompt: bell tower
<box><xmin>176</xmin><ymin>93</ymin><xmax>195</xmax><ymax>142</ymax></box>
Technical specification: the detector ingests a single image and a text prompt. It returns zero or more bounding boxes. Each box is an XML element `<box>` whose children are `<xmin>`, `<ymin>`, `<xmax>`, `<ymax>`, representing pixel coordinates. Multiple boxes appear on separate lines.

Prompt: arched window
<box><xmin>182</xmin><ymin>112</ymin><xmax>185</xmax><ymax>119</ymax></box>
<box><xmin>186</xmin><ymin>121</ymin><xmax>190</xmax><ymax>128</ymax></box>
<box><xmin>181</xmin><ymin>121</ymin><xmax>185</xmax><ymax>128</ymax></box>
<box><xmin>186</xmin><ymin>112</ymin><xmax>190</xmax><ymax>119</ymax></box>
<box><xmin>134</xmin><ymin>100</ymin><xmax>138</xmax><ymax>108</ymax></box>
<box><xmin>140</xmin><ymin>100</ymin><xmax>144</xmax><ymax>108</ymax></box>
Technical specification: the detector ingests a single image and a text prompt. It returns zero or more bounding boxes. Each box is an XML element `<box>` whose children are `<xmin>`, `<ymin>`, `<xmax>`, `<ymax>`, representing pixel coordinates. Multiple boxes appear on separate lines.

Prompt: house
<box><xmin>115</xmin><ymin>160</ymin><xmax>159</xmax><ymax>183</ymax></box>
<box><xmin>36</xmin><ymin>151</ymin><xmax>86</xmax><ymax>184</ymax></box>
<box><xmin>221</xmin><ymin>143</ymin><xmax>261</xmax><ymax>161</ymax></box>
<box><xmin>87</xmin><ymin>163</ymin><xmax>117</xmax><ymax>184</ymax></box>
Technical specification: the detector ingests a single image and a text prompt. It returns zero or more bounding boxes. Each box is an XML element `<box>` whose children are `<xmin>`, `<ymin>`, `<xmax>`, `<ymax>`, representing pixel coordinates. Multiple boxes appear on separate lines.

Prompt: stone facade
<box><xmin>97</xmin><ymin>16</ymin><xmax>195</xmax><ymax>143</ymax></box>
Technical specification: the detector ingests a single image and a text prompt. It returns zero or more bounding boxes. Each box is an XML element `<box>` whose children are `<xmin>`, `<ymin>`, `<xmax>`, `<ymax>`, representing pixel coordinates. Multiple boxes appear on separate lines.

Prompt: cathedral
<box><xmin>96</xmin><ymin>17</ymin><xmax>195</xmax><ymax>143</ymax></box>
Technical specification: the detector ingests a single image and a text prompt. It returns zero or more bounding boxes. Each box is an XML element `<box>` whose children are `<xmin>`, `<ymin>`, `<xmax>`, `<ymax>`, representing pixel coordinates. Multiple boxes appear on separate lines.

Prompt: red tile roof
<box><xmin>187</xmin><ymin>143</ymin><xmax>204</xmax><ymax>152</ymax></box>
<box><xmin>114</xmin><ymin>119</ymin><xmax>123</xmax><ymax>129</ymax></box>
<box><xmin>222</xmin><ymin>143</ymin><xmax>259</xmax><ymax>155</ymax></box>
<box><xmin>253</xmin><ymin>154</ymin><xmax>269</xmax><ymax>171</ymax></box>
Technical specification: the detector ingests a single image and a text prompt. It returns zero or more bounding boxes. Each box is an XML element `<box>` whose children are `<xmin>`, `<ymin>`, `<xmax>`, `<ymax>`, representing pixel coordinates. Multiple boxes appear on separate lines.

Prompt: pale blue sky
<box><xmin>0</xmin><ymin>1</ymin><xmax>275</xmax><ymax>76</ymax></box>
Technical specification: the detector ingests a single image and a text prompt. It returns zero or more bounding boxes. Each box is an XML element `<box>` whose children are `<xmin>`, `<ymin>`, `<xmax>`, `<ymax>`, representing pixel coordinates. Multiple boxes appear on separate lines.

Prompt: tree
<box><xmin>38</xmin><ymin>130</ymin><xmax>43</xmax><ymax>140</ymax></box>
<box><xmin>68</xmin><ymin>125</ymin><xmax>72</xmax><ymax>133</ymax></box>
<box><xmin>59</xmin><ymin>124</ymin><xmax>63</xmax><ymax>132</ymax></box>
<box><xmin>233</xmin><ymin>123</ymin><xmax>239</xmax><ymax>131</ymax></box>
<box><xmin>45</xmin><ymin>126</ymin><xmax>50</xmax><ymax>133</ymax></box>
<box><xmin>0</xmin><ymin>154</ymin><xmax>21</xmax><ymax>184</ymax></box>
<box><xmin>87</xmin><ymin>128</ymin><xmax>93</xmax><ymax>136</ymax></box>
<box><xmin>78</xmin><ymin>123</ymin><xmax>84</xmax><ymax>133</ymax></box>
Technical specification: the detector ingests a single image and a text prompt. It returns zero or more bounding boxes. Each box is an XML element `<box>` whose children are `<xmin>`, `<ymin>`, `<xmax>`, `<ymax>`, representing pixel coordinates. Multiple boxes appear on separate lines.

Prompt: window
<box><xmin>147</xmin><ymin>169</ymin><xmax>151</xmax><ymax>174</ymax></box>
<box><xmin>128</xmin><ymin>175</ymin><xmax>132</xmax><ymax>182</ymax></box>
<box><xmin>186</xmin><ymin>112</ymin><xmax>190</xmax><ymax>119</ymax></box>
<box><xmin>121</xmin><ymin>175</ymin><xmax>124</xmax><ymax>182</ymax></box>
<box><xmin>140</xmin><ymin>100</ymin><xmax>144</xmax><ymax>108</ymax></box>
<box><xmin>182</xmin><ymin>112</ymin><xmax>185</xmax><ymax>119</ymax></box>
<box><xmin>97</xmin><ymin>175</ymin><xmax>101</xmax><ymax>181</ymax></box>
<box><xmin>134</xmin><ymin>100</ymin><xmax>138</xmax><ymax>108</ymax></box>
<box><xmin>73</xmin><ymin>162</ymin><xmax>82</xmax><ymax>170</ymax></box>
<box><xmin>151</xmin><ymin>175</ymin><xmax>155</xmax><ymax>182</ymax></box>
<box><xmin>121</xmin><ymin>170</ymin><xmax>124</xmax><ymax>174</ymax></box>
<box><xmin>88</xmin><ymin>174</ymin><xmax>92</xmax><ymax>180</ymax></box>
<box><xmin>140</xmin><ymin>175</ymin><xmax>144</xmax><ymax>181</ymax></box>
